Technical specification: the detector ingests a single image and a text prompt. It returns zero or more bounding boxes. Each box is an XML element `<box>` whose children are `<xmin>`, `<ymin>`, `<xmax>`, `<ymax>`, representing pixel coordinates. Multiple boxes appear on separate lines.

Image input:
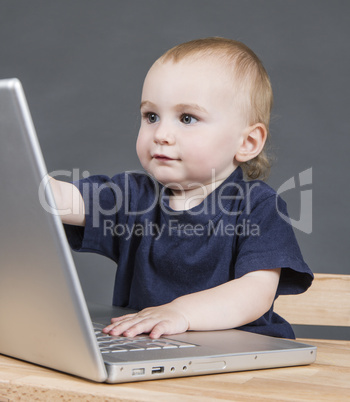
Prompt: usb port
<box><xmin>151</xmin><ymin>366</ymin><xmax>164</xmax><ymax>374</ymax></box>
<box><xmin>132</xmin><ymin>368</ymin><xmax>145</xmax><ymax>376</ymax></box>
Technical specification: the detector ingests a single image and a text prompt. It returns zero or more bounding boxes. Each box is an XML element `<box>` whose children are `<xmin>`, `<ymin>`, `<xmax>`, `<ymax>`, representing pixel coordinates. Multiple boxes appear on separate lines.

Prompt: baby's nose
<box><xmin>153</xmin><ymin>124</ymin><xmax>176</xmax><ymax>145</ymax></box>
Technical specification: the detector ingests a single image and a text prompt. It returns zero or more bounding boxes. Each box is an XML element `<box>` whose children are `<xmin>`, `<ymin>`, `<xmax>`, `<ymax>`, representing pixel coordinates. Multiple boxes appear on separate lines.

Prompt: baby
<box><xmin>50</xmin><ymin>37</ymin><xmax>313</xmax><ymax>339</ymax></box>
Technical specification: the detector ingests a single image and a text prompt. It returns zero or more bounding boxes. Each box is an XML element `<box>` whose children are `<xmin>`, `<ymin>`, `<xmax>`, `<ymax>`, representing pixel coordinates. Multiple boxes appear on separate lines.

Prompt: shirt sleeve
<box><xmin>233</xmin><ymin>193</ymin><xmax>313</xmax><ymax>296</ymax></box>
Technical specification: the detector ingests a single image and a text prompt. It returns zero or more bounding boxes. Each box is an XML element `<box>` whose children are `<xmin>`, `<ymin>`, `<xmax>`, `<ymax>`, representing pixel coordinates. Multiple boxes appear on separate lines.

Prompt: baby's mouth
<box><xmin>153</xmin><ymin>154</ymin><xmax>177</xmax><ymax>161</ymax></box>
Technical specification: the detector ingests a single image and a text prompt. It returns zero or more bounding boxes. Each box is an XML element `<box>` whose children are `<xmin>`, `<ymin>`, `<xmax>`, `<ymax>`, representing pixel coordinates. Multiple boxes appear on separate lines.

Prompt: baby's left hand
<box><xmin>102</xmin><ymin>303</ymin><xmax>190</xmax><ymax>339</ymax></box>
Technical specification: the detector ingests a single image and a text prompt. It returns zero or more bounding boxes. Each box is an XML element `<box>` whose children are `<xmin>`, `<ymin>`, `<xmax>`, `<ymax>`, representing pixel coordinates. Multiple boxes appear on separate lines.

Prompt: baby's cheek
<box><xmin>136</xmin><ymin>137</ymin><xmax>149</xmax><ymax>164</ymax></box>
<box><xmin>185</xmin><ymin>150</ymin><xmax>214</xmax><ymax>173</ymax></box>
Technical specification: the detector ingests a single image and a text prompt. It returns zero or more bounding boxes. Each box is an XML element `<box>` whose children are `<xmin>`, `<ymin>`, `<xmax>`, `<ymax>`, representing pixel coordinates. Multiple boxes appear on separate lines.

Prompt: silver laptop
<box><xmin>0</xmin><ymin>78</ymin><xmax>316</xmax><ymax>383</ymax></box>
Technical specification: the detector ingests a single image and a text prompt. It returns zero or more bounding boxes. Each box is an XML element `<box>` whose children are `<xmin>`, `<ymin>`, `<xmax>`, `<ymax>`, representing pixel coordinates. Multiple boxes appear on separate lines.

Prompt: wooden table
<box><xmin>0</xmin><ymin>339</ymin><xmax>349</xmax><ymax>401</ymax></box>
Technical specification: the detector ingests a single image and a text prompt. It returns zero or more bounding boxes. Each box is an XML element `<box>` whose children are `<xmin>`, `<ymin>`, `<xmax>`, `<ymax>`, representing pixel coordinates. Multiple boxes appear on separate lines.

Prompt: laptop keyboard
<box><xmin>93</xmin><ymin>322</ymin><xmax>197</xmax><ymax>354</ymax></box>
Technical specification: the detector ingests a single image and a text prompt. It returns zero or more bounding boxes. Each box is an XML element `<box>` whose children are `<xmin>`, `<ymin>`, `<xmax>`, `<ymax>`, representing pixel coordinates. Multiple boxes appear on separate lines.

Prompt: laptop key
<box><xmin>110</xmin><ymin>348</ymin><xmax>128</xmax><ymax>353</ymax></box>
<box><xmin>119</xmin><ymin>344</ymin><xmax>145</xmax><ymax>351</ymax></box>
<box><xmin>164</xmin><ymin>340</ymin><xmax>196</xmax><ymax>348</ymax></box>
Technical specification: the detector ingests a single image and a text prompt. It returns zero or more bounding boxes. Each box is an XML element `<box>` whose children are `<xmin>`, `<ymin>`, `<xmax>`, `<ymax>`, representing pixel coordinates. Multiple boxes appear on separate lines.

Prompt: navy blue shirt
<box><xmin>65</xmin><ymin>167</ymin><xmax>313</xmax><ymax>339</ymax></box>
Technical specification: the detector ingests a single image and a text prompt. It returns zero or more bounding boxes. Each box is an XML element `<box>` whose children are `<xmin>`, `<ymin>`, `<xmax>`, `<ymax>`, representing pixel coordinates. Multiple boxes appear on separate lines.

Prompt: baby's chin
<box><xmin>142</xmin><ymin>165</ymin><xmax>212</xmax><ymax>192</ymax></box>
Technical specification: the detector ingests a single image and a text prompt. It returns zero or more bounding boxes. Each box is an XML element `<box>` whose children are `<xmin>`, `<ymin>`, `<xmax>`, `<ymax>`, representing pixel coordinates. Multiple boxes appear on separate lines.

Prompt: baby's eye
<box><xmin>146</xmin><ymin>113</ymin><xmax>159</xmax><ymax>123</ymax></box>
<box><xmin>180</xmin><ymin>114</ymin><xmax>198</xmax><ymax>125</ymax></box>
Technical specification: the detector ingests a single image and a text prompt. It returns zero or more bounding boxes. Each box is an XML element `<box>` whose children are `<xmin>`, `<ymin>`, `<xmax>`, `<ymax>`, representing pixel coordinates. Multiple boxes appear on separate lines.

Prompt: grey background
<box><xmin>1</xmin><ymin>0</ymin><xmax>349</xmax><ymax>338</ymax></box>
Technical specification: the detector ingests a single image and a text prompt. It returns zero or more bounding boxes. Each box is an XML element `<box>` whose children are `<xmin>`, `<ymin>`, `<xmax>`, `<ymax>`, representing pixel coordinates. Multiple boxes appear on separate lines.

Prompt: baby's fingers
<box><xmin>108</xmin><ymin>316</ymin><xmax>161</xmax><ymax>337</ymax></box>
<box><xmin>114</xmin><ymin>318</ymin><xmax>155</xmax><ymax>337</ymax></box>
<box><xmin>102</xmin><ymin>314</ymin><xmax>136</xmax><ymax>334</ymax></box>
<box><xmin>110</xmin><ymin>313</ymin><xmax>136</xmax><ymax>324</ymax></box>
<box><xmin>149</xmin><ymin>321</ymin><xmax>170</xmax><ymax>339</ymax></box>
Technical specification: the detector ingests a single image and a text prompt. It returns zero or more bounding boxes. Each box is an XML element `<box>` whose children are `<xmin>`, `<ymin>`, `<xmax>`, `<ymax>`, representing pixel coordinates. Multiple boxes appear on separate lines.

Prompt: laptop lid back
<box><xmin>0</xmin><ymin>78</ymin><xmax>107</xmax><ymax>382</ymax></box>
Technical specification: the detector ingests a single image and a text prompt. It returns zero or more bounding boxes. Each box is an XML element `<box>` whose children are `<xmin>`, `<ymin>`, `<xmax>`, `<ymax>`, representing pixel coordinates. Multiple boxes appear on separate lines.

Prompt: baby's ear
<box><xmin>235</xmin><ymin>123</ymin><xmax>267</xmax><ymax>163</ymax></box>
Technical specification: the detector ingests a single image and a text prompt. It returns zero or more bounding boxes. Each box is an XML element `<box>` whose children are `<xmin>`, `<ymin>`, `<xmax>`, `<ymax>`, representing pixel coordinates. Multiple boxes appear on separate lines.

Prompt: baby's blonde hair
<box><xmin>158</xmin><ymin>37</ymin><xmax>273</xmax><ymax>180</ymax></box>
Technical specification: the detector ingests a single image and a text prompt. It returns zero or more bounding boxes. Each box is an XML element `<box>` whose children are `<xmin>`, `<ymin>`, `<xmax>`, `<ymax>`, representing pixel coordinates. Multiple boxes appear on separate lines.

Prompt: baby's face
<box><xmin>136</xmin><ymin>57</ymin><xmax>249</xmax><ymax>192</ymax></box>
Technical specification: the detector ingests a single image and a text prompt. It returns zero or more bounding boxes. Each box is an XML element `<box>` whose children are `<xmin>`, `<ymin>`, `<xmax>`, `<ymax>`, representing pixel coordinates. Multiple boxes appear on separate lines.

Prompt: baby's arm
<box><xmin>48</xmin><ymin>177</ymin><xmax>86</xmax><ymax>226</ymax></box>
<box><xmin>103</xmin><ymin>268</ymin><xmax>281</xmax><ymax>338</ymax></box>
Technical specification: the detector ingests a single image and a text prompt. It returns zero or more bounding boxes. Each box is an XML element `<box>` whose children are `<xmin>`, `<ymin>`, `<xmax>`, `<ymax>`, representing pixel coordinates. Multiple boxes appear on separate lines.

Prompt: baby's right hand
<box><xmin>47</xmin><ymin>176</ymin><xmax>86</xmax><ymax>226</ymax></box>
<box><xmin>102</xmin><ymin>303</ymin><xmax>190</xmax><ymax>339</ymax></box>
